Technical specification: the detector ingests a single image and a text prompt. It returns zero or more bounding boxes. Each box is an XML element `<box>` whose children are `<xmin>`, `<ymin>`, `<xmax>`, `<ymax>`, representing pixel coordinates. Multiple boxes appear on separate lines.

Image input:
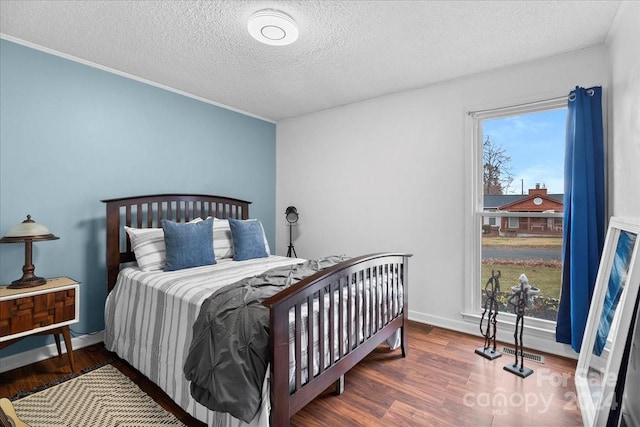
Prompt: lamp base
<box><xmin>8</xmin><ymin>275</ymin><xmax>47</xmax><ymax>289</ymax></box>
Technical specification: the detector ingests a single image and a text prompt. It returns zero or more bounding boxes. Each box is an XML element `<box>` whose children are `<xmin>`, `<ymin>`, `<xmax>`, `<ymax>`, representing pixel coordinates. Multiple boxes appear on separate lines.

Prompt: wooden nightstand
<box><xmin>0</xmin><ymin>277</ymin><xmax>80</xmax><ymax>372</ymax></box>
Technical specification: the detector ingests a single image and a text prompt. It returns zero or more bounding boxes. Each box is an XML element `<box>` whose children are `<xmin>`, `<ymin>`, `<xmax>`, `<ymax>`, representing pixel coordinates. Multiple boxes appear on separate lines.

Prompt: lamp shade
<box><xmin>0</xmin><ymin>215</ymin><xmax>58</xmax><ymax>242</ymax></box>
<box><xmin>285</xmin><ymin>206</ymin><xmax>299</xmax><ymax>224</ymax></box>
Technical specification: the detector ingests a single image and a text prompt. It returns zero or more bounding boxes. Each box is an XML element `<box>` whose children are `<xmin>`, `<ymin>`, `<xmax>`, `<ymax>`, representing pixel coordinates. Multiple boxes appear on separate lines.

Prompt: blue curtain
<box><xmin>556</xmin><ymin>86</ymin><xmax>605</xmax><ymax>352</ymax></box>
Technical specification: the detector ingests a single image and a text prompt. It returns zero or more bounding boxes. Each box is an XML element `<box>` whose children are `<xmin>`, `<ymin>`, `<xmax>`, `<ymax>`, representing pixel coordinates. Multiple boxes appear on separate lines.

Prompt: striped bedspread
<box><xmin>104</xmin><ymin>255</ymin><xmax>306</xmax><ymax>427</ymax></box>
<box><xmin>104</xmin><ymin>255</ymin><xmax>403</xmax><ymax>426</ymax></box>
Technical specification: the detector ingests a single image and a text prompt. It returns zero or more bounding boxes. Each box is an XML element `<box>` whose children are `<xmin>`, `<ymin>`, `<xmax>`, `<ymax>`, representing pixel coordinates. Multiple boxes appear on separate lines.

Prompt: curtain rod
<box><xmin>467</xmin><ymin>95</ymin><xmax>568</xmax><ymax>116</ymax></box>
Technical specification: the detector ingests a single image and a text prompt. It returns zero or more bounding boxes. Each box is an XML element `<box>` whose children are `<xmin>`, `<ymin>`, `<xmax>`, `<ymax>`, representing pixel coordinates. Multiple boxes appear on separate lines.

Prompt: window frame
<box><xmin>463</xmin><ymin>96</ymin><xmax>567</xmax><ymax>334</ymax></box>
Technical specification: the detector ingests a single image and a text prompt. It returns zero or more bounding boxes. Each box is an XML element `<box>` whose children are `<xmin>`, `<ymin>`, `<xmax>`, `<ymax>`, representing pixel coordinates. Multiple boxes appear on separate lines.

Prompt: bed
<box><xmin>102</xmin><ymin>194</ymin><xmax>410</xmax><ymax>426</ymax></box>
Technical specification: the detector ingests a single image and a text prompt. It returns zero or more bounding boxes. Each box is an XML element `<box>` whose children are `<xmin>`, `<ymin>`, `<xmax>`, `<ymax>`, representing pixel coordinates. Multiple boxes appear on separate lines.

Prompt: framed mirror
<box><xmin>575</xmin><ymin>217</ymin><xmax>640</xmax><ymax>427</ymax></box>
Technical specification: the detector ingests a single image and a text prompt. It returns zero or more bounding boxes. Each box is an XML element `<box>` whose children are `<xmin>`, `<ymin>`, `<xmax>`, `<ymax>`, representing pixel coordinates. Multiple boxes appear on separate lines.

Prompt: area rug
<box><xmin>12</xmin><ymin>364</ymin><xmax>184</xmax><ymax>426</ymax></box>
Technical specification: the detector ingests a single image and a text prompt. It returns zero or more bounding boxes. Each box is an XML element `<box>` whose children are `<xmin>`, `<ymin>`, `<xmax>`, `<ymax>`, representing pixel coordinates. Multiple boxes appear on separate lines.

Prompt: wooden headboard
<box><xmin>101</xmin><ymin>194</ymin><xmax>251</xmax><ymax>292</ymax></box>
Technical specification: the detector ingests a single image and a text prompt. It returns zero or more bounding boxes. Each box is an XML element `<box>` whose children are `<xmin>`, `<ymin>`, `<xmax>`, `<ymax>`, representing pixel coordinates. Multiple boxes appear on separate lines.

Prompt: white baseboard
<box><xmin>409</xmin><ymin>310</ymin><xmax>579</xmax><ymax>360</ymax></box>
<box><xmin>0</xmin><ymin>330</ymin><xmax>105</xmax><ymax>373</ymax></box>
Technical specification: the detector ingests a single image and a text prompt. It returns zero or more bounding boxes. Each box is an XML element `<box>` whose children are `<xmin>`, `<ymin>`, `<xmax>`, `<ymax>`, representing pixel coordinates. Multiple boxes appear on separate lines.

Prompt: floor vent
<box><xmin>502</xmin><ymin>347</ymin><xmax>545</xmax><ymax>364</ymax></box>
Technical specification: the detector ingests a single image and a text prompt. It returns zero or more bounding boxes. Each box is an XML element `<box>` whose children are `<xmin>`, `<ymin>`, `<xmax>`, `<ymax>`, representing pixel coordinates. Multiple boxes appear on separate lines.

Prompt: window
<box><xmin>508</xmin><ymin>217</ymin><xmax>519</xmax><ymax>229</ymax></box>
<box><xmin>465</xmin><ymin>97</ymin><xmax>567</xmax><ymax>329</ymax></box>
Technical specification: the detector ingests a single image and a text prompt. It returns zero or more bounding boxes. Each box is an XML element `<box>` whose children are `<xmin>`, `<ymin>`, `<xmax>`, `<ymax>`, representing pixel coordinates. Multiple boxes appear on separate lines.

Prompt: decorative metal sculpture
<box><xmin>475</xmin><ymin>270</ymin><xmax>502</xmax><ymax>360</ymax></box>
<box><xmin>503</xmin><ymin>273</ymin><xmax>538</xmax><ymax>378</ymax></box>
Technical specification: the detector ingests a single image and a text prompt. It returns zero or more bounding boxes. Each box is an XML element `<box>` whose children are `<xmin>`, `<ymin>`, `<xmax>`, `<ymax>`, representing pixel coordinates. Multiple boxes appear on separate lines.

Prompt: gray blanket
<box><xmin>183</xmin><ymin>256</ymin><xmax>346</xmax><ymax>423</ymax></box>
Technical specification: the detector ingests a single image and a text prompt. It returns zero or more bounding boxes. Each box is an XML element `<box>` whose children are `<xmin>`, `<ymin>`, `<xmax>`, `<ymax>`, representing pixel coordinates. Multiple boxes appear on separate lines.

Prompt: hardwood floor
<box><xmin>0</xmin><ymin>322</ymin><xmax>583</xmax><ymax>426</ymax></box>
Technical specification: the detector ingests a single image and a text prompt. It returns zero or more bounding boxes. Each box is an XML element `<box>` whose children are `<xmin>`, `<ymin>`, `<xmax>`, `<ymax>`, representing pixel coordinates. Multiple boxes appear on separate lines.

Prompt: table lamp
<box><xmin>0</xmin><ymin>215</ymin><xmax>59</xmax><ymax>288</ymax></box>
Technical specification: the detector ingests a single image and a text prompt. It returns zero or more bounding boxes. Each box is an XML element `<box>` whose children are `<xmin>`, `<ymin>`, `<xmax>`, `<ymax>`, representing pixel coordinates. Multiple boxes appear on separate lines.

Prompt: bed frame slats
<box><xmin>264</xmin><ymin>253</ymin><xmax>410</xmax><ymax>425</ymax></box>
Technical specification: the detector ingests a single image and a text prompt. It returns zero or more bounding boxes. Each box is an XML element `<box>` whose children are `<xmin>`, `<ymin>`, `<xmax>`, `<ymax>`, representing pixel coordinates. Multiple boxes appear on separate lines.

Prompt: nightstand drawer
<box><xmin>0</xmin><ymin>277</ymin><xmax>79</xmax><ymax>342</ymax></box>
<box><xmin>0</xmin><ymin>289</ymin><xmax>76</xmax><ymax>336</ymax></box>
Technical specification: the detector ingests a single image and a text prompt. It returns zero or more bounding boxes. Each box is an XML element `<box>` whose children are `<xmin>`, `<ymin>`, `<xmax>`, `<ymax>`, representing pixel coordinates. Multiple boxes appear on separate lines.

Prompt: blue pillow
<box><xmin>228</xmin><ymin>218</ymin><xmax>269</xmax><ymax>261</ymax></box>
<box><xmin>161</xmin><ymin>218</ymin><xmax>215</xmax><ymax>271</ymax></box>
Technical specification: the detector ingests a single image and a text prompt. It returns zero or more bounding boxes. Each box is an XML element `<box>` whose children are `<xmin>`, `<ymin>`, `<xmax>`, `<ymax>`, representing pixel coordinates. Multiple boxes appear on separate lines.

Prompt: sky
<box><xmin>483</xmin><ymin>107</ymin><xmax>567</xmax><ymax>195</ymax></box>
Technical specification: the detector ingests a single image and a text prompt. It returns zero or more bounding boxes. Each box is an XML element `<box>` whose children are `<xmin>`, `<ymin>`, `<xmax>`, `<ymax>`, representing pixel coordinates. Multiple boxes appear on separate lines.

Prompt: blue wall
<box><xmin>0</xmin><ymin>39</ymin><xmax>276</xmax><ymax>357</ymax></box>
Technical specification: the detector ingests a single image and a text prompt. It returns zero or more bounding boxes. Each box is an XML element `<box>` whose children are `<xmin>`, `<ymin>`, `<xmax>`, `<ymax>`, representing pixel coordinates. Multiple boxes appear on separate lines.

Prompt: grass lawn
<box><xmin>482</xmin><ymin>236</ymin><xmax>562</xmax><ymax>248</ymax></box>
<box><xmin>481</xmin><ymin>236</ymin><xmax>563</xmax><ymax>320</ymax></box>
<box><xmin>482</xmin><ymin>235</ymin><xmax>562</xmax><ymax>297</ymax></box>
<box><xmin>481</xmin><ymin>261</ymin><xmax>561</xmax><ymax>299</ymax></box>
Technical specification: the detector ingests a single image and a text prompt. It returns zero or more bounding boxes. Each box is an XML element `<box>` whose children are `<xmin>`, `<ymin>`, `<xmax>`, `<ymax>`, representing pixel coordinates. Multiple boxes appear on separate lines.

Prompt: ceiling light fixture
<box><xmin>248</xmin><ymin>9</ymin><xmax>298</xmax><ymax>46</ymax></box>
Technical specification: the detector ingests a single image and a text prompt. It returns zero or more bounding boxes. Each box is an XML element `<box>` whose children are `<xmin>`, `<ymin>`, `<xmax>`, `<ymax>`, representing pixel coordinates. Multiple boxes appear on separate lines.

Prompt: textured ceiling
<box><xmin>0</xmin><ymin>0</ymin><xmax>622</xmax><ymax>122</ymax></box>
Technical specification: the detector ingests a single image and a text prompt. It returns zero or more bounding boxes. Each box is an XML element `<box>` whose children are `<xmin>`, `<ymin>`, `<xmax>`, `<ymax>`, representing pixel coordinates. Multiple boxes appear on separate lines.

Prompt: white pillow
<box><xmin>212</xmin><ymin>218</ymin><xmax>234</xmax><ymax>260</ymax></box>
<box><xmin>124</xmin><ymin>227</ymin><xmax>165</xmax><ymax>271</ymax></box>
<box><xmin>212</xmin><ymin>217</ymin><xmax>271</xmax><ymax>260</ymax></box>
<box><xmin>125</xmin><ymin>218</ymin><xmax>202</xmax><ymax>271</ymax></box>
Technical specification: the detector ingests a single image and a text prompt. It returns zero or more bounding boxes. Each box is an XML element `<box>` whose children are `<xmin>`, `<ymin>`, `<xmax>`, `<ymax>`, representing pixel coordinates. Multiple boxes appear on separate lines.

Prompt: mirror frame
<box><xmin>575</xmin><ymin>217</ymin><xmax>640</xmax><ymax>427</ymax></box>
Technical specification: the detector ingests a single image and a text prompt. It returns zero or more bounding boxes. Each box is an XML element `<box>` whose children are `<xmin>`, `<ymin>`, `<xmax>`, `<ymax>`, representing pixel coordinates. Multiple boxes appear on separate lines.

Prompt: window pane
<box><xmin>480</xmin><ymin>108</ymin><xmax>566</xmax><ymax>322</ymax></box>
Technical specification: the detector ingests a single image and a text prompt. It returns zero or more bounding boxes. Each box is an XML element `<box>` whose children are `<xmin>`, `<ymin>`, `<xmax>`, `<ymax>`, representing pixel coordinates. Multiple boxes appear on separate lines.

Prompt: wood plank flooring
<box><xmin>0</xmin><ymin>322</ymin><xmax>583</xmax><ymax>426</ymax></box>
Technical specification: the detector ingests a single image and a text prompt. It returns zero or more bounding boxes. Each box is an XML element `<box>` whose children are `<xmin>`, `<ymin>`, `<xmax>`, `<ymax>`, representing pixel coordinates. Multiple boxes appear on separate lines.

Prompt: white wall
<box><xmin>276</xmin><ymin>45</ymin><xmax>607</xmax><ymax>356</ymax></box>
<box><xmin>606</xmin><ymin>2</ymin><xmax>640</xmax><ymax>423</ymax></box>
<box><xmin>607</xmin><ymin>1</ymin><xmax>640</xmax><ymax>218</ymax></box>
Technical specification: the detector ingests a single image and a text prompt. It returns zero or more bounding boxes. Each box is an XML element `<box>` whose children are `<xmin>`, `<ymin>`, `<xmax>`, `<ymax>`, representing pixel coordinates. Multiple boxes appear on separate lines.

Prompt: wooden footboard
<box><xmin>264</xmin><ymin>253</ymin><xmax>410</xmax><ymax>426</ymax></box>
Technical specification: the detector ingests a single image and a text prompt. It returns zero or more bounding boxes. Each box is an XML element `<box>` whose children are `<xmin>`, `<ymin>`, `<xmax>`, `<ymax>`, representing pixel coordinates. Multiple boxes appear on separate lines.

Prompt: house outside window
<box><xmin>499</xmin><ymin>184</ymin><xmax>563</xmax><ymax>235</ymax></box>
